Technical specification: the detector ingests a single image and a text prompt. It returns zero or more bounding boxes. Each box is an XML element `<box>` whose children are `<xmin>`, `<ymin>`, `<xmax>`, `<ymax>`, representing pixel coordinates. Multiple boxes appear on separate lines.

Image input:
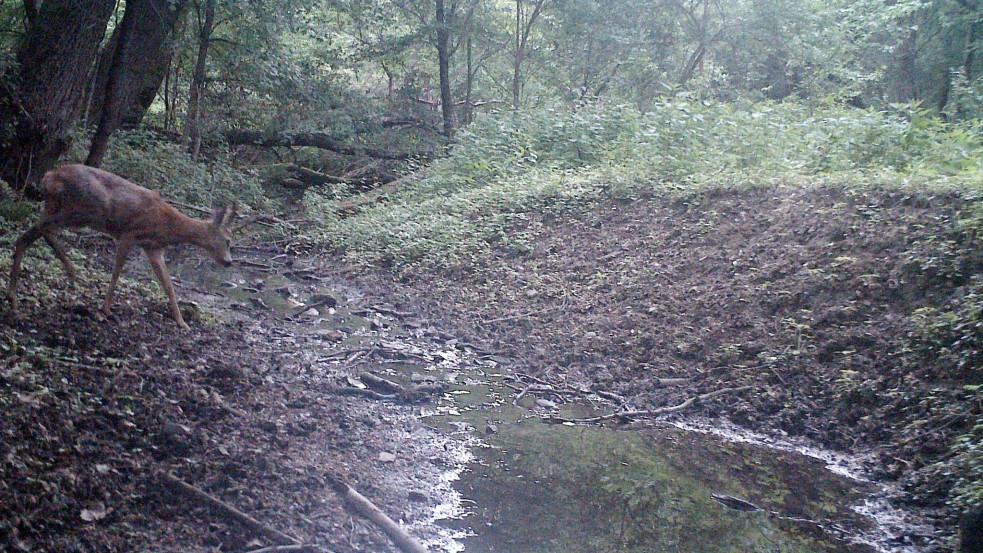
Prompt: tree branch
<box><xmin>224</xmin><ymin>129</ymin><xmax>433</xmax><ymax>160</ymax></box>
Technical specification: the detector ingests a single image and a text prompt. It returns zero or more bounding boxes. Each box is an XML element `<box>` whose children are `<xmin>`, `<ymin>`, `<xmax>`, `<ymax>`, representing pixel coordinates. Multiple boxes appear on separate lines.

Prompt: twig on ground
<box><xmin>546</xmin><ymin>386</ymin><xmax>753</xmax><ymax>425</ymax></box>
<box><xmin>317</xmin><ymin>347</ymin><xmax>372</xmax><ymax>362</ymax></box>
<box><xmin>481</xmin><ymin>306</ymin><xmax>561</xmax><ymax>325</ymax></box>
<box><xmin>326</xmin><ymin>474</ymin><xmax>429</xmax><ymax>553</ymax></box>
<box><xmin>335</xmin><ymin>387</ymin><xmax>396</xmax><ymax>401</ymax></box>
<box><xmin>238</xmin><ymin>259</ymin><xmax>274</xmax><ymax>270</ymax></box>
<box><xmin>360</xmin><ymin>372</ymin><xmax>407</xmax><ymax>395</ymax></box>
<box><xmin>244</xmin><ymin>544</ymin><xmax>317</xmax><ymax>553</ymax></box>
<box><xmin>157</xmin><ymin>471</ymin><xmax>301</xmax><ymax>546</ymax></box>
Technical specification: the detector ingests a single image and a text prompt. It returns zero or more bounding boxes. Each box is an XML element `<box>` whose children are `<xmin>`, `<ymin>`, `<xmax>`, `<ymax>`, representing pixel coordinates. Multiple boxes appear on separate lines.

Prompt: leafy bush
<box><xmin>99</xmin><ymin>131</ymin><xmax>268</xmax><ymax>209</ymax></box>
<box><xmin>947</xmin><ymin>415</ymin><xmax>983</xmax><ymax>510</ymax></box>
<box><xmin>58</xmin><ymin>130</ymin><xmax>267</xmax><ymax>210</ymax></box>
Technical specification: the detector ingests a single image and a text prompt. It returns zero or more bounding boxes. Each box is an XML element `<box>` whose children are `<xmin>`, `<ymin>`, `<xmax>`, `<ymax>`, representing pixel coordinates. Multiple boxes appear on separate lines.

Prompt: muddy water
<box><xmin>174</xmin><ymin>258</ymin><xmax>927</xmax><ymax>553</ymax></box>
<box><xmin>420</xmin><ymin>360</ymin><xmax>912</xmax><ymax>553</ymax></box>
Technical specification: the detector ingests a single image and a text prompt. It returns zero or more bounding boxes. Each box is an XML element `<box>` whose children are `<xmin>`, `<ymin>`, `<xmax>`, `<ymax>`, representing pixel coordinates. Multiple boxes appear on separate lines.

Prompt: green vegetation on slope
<box><xmin>302</xmin><ymin>101</ymin><xmax>983</xmax><ymax>266</ymax></box>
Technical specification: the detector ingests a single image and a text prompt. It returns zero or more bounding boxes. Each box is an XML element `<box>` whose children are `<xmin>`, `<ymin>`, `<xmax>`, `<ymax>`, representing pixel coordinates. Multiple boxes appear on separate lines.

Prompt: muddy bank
<box><xmin>349</xmin><ymin>184</ymin><xmax>983</xmax><ymax>549</ymax></box>
<box><xmin>2</xmin><ymin>182</ymin><xmax>981</xmax><ymax>552</ymax></box>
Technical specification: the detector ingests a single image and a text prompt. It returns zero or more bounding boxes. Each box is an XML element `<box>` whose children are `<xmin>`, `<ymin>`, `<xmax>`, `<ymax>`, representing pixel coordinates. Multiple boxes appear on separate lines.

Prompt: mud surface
<box><xmin>2</xmin><ymin>183</ymin><xmax>981</xmax><ymax>552</ymax></box>
<box><xmin>0</xmin><ymin>240</ymin><xmax>466</xmax><ymax>553</ymax></box>
<box><xmin>350</xmin><ymin>184</ymin><xmax>983</xmax><ymax>550</ymax></box>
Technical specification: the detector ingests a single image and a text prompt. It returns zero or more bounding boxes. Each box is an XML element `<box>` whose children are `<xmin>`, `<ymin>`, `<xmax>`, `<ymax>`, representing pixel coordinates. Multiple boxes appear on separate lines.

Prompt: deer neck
<box><xmin>161</xmin><ymin>208</ymin><xmax>212</xmax><ymax>247</ymax></box>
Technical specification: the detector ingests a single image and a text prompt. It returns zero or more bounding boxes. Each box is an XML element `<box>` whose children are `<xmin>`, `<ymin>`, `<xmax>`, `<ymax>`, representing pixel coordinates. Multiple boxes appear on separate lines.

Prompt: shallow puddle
<box><xmin>420</xmin><ymin>361</ymin><xmax>920</xmax><ymax>553</ymax></box>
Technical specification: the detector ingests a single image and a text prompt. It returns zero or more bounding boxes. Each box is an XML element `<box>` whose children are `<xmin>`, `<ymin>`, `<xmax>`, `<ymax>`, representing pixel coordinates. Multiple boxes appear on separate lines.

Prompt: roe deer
<box><xmin>6</xmin><ymin>164</ymin><xmax>236</xmax><ymax>330</ymax></box>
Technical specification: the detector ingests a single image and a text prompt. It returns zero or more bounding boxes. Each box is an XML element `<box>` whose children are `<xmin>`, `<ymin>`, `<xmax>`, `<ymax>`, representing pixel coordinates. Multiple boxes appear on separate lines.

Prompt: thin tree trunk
<box><xmin>184</xmin><ymin>0</ymin><xmax>216</xmax><ymax>161</ymax></box>
<box><xmin>511</xmin><ymin>0</ymin><xmax>547</xmax><ymax>109</ymax></box>
<box><xmin>464</xmin><ymin>35</ymin><xmax>473</xmax><ymax>125</ymax></box>
<box><xmin>436</xmin><ymin>0</ymin><xmax>454</xmax><ymax>137</ymax></box>
<box><xmin>513</xmin><ymin>0</ymin><xmax>521</xmax><ymax>107</ymax></box>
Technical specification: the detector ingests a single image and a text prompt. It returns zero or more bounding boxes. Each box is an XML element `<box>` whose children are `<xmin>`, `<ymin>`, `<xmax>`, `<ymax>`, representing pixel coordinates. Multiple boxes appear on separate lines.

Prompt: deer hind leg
<box><xmin>43</xmin><ymin>232</ymin><xmax>77</xmax><ymax>281</ymax></box>
<box><xmin>101</xmin><ymin>237</ymin><xmax>134</xmax><ymax>317</ymax></box>
<box><xmin>145</xmin><ymin>248</ymin><xmax>190</xmax><ymax>330</ymax></box>
<box><xmin>7</xmin><ymin>224</ymin><xmax>50</xmax><ymax>308</ymax></box>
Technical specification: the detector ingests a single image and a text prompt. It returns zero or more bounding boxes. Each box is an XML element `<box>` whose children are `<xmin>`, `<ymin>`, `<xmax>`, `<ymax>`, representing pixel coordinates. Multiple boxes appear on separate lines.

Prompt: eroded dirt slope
<box><xmin>354</xmin><ymin>184</ymin><xmax>983</xmax><ymax>525</ymax></box>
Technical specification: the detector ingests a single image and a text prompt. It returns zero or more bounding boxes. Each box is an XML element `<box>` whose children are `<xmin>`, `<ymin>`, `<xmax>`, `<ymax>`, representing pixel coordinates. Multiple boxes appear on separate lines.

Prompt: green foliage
<box><xmin>90</xmin><ymin>131</ymin><xmax>268</xmax><ymax>209</ymax></box>
<box><xmin>909</xmin><ymin>275</ymin><xmax>983</xmax><ymax>375</ymax></box>
<box><xmin>948</xmin><ymin>72</ymin><xmax>983</xmax><ymax>121</ymax></box>
<box><xmin>0</xmin><ymin>180</ymin><xmax>34</xmax><ymax>223</ymax></box>
<box><xmin>949</xmin><ymin>415</ymin><xmax>983</xmax><ymax>509</ymax></box>
<box><xmin>304</xmin><ymin>100</ymin><xmax>983</xmax><ymax>267</ymax></box>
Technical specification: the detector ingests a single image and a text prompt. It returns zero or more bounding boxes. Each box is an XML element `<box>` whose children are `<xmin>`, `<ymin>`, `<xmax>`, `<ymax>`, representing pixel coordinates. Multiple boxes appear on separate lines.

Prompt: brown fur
<box><xmin>7</xmin><ymin>164</ymin><xmax>236</xmax><ymax>330</ymax></box>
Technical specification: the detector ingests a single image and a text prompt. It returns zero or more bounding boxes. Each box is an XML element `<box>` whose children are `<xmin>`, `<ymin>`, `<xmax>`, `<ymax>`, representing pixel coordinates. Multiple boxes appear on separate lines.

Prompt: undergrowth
<box><xmin>71</xmin><ymin>130</ymin><xmax>269</xmax><ymax>210</ymax></box>
<box><xmin>302</xmin><ymin>100</ymin><xmax>983</xmax><ymax>267</ymax></box>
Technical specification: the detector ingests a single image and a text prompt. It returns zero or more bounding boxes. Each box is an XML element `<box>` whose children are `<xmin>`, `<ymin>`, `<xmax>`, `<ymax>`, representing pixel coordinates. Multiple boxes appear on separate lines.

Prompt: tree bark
<box><xmin>512</xmin><ymin>0</ymin><xmax>547</xmax><ymax>108</ymax></box>
<box><xmin>896</xmin><ymin>23</ymin><xmax>918</xmax><ymax>103</ymax></box>
<box><xmin>86</xmin><ymin>0</ymin><xmax>188</xmax><ymax>167</ymax></box>
<box><xmin>0</xmin><ymin>0</ymin><xmax>115</xmax><ymax>195</ymax></box>
<box><xmin>435</xmin><ymin>0</ymin><xmax>455</xmax><ymax>137</ymax></box>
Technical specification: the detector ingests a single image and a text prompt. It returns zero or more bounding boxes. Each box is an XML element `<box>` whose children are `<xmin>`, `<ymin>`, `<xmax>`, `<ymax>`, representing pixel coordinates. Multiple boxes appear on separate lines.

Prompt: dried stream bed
<box><xmin>200</xmin><ymin>256</ymin><xmax>933</xmax><ymax>553</ymax></box>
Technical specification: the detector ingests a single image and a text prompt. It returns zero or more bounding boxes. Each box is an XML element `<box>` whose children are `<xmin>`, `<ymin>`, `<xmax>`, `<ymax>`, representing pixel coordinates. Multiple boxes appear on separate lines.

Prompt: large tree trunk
<box><xmin>895</xmin><ymin>22</ymin><xmax>918</xmax><ymax>103</ymax></box>
<box><xmin>435</xmin><ymin>0</ymin><xmax>455</xmax><ymax>137</ymax></box>
<box><xmin>86</xmin><ymin>0</ymin><xmax>188</xmax><ymax>167</ymax></box>
<box><xmin>87</xmin><ymin>21</ymin><xmax>178</xmax><ymax>131</ymax></box>
<box><xmin>0</xmin><ymin>0</ymin><xmax>115</xmax><ymax>195</ymax></box>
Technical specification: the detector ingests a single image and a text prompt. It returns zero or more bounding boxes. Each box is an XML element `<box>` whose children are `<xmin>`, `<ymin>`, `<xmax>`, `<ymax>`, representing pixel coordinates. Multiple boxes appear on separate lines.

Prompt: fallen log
<box><xmin>225</xmin><ymin>129</ymin><xmax>432</xmax><ymax>161</ymax></box>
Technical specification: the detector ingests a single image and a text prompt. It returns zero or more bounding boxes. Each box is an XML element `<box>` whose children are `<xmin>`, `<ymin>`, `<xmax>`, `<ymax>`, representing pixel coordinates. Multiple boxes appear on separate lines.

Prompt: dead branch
<box><xmin>546</xmin><ymin>386</ymin><xmax>753</xmax><ymax>425</ymax></box>
<box><xmin>317</xmin><ymin>347</ymin><xmax>372</xmax><ymax>361</ymax></box>
<box><xmin>326</xmin><ymin>475</ymin><xmax>429</xmax><ymax>553</ymax></box>
<box><xmin>238</xmin><ymin>259</ymin><xmax>274</xmax><ymax>270</ymax></box>
<box><xmin>157</xmin><ymin>471</ymin><xmax>301</xmax><ymax>546</ymax></box>
<box><xmin>226</xmin><ymin>130</ymin><xmax>433</xmax><ymax>161</ymax></box>
<box><xmin>335</xmin><ymin>386</ymin><xmax>396</xmax><ymax>401</ymax></box>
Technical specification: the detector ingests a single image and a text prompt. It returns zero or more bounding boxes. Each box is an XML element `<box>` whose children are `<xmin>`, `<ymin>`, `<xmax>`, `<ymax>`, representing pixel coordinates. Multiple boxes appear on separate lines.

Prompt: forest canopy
<box><xmin>1</xmin><ymin>0</ymin><xmax>983</xmax><ymax>197</ymax></box>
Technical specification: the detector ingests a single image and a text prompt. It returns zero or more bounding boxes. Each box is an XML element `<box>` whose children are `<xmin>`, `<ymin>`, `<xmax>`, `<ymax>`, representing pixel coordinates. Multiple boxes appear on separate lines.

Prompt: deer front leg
<box><xmin>102</xmin><ymin>237</ymin><xmax>134</xmax><ymax>317</ymax></box>
<box><xmin>145</xmin><ymin>248</ymin><xmax>190</xmax><ymax>330</ymax></box>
